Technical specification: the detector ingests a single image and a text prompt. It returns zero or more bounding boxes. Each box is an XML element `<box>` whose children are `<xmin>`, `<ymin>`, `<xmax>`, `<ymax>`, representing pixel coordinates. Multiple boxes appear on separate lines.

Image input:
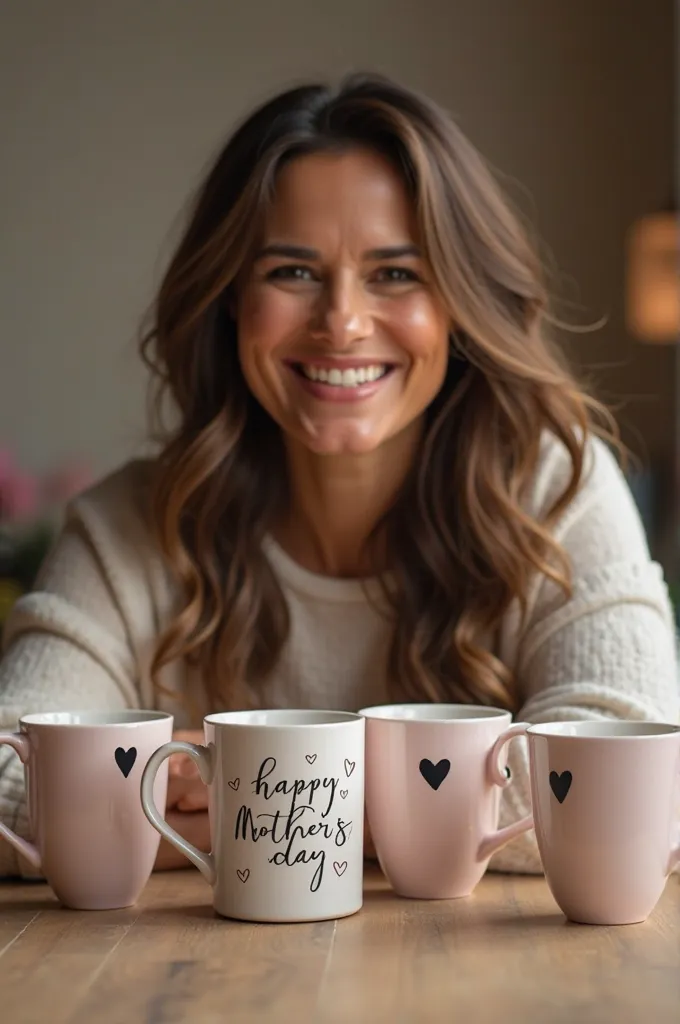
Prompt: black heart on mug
<box><xmin>236</xmin><ymin>868</ymin><xmax>250</xmax><ymax>883</ymax></box>
<box><xmin>114</xmin><ymin>747</ymin><xmax>137</xmax><ymax>779</ymax></box>
<box><xmin>419</xmin><ymin>758</ymin><xmax>450</xmax><ymax>791</ymax></box>
<box><xmin>344</xmin><ymin>759</ymin><xmax>356</xmax><ymax>778</ymax></box>
<box><xmin>228</xmin><ymin>778</ymin><xmax>240</xmax><ymax>791</ymax></box>
<box><xmin>305</xmin><ymin>754</ymin><xmax>317</xmax><ymax>765</ymax></box>
<box><xmin>549</xmin><ymin>770</ymin><xmax>572</xmax><ymax>803</ymax></box>
<box><xmin>339</xmin><ymin>789</ymin><xmax>348</xmax><ymax>799</ymax></box>
<box><xmin>333</xmin><ymin>861</ymin><xmax>348</xmax><ymax>877</ymax></box>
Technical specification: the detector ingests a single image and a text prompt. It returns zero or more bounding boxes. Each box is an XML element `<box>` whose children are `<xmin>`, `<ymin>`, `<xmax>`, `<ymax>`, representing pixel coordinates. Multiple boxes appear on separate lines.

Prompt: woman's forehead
<box><xmin>262</xmin><ymin>149</ymin><xmax>419</xmax><ymax>249</ymax></box>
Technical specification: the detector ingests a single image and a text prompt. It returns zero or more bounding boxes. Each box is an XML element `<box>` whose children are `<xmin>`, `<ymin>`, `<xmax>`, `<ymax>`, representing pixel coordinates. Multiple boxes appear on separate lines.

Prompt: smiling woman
<box><xmin>0</xmin><ymin>71</ymin><xmax>677</xmax><ymax>879</ymax></box>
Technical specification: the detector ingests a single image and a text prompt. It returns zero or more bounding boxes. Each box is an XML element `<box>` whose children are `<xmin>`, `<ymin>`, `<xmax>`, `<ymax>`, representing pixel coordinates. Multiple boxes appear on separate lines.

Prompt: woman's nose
<box><xmin>309</xmin><ymin>275</ymin><xmax>374</xmax><ymax>348</ymax></box>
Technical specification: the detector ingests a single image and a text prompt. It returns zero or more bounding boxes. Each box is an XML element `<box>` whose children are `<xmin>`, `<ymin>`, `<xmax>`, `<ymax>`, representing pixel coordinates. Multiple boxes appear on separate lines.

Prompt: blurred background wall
<box><xmin>0</xmin><ymin>1</ymin><xmax>676</xmax><ymax>564</ymax></box>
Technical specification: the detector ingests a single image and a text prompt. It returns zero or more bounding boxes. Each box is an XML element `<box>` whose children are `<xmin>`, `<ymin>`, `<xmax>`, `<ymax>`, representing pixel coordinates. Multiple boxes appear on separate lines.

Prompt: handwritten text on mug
<box><xmin>234</xmin><ymin>757</ymin><xmax>353</xmax><ymax>892</ymax></box>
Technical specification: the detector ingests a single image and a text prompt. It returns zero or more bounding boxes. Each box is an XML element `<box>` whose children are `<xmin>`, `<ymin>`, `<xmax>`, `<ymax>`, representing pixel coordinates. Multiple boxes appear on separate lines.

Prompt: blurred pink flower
<box><xmin>0</xmin><ymin>470</ymin><xmax>38</xmax><ymax>522</ymax></box>
<box><xmin>42</xmin><ymin>461</ymin><xmax>92</xmax><ymax>505</ymax></box>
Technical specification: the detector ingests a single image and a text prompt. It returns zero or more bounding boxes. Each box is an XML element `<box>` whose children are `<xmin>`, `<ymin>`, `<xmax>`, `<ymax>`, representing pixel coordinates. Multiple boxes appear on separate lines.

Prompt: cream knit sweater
<box><xmin>1</xmin><ymin>435</ymin><xmax>678</xmax><ymax>878</ymax></box>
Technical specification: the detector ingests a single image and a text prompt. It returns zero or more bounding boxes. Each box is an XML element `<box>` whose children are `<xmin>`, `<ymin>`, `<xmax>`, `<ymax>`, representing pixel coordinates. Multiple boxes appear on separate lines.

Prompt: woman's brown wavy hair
<box><xmin>140</xmin><ymin>71</ymin><xmax>617</xmax><ymax>714</ymax></box>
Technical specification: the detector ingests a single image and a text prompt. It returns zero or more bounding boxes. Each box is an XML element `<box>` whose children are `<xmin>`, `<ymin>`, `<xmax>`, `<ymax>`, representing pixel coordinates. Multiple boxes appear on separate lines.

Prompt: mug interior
<box><xmin>358</xmin><ymin>703</ymin><xmax>510</xmax><ymax>722</ymax></box>
<box><xmin>204</xmin><ymin>709</ymin><xmax>361</xmax><ymax>728</ymax></box>
<box><xmin>527</xmin><ymin>721</ymin><xmax>680</xmax><ymax>739</ymax></box>
<box><xmin>20</xmin><ymin>710</ymin><xmax>171</xmax><ymax>727</ymax></box>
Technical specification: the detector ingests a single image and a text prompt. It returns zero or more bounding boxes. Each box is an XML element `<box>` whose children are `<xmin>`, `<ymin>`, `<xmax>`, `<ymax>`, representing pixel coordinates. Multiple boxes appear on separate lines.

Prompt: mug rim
<box><xmin>358</xmin><ymin>703</ymin><xmax>511</xmax><ymax>723</ymax></box>
<box><xmin>527</xmin><ymin>721</ymin><xmax>680</xmax><ymax>739</ymax></box>
<box><xmin>203</xmin><ymin>709</ymin><xmax>363</xmax><ymax>729</ymax></box>
<box><xmin>20</xmin><ymin>710</ymin><xmax>173</xmax><ymax>728</ymax></box>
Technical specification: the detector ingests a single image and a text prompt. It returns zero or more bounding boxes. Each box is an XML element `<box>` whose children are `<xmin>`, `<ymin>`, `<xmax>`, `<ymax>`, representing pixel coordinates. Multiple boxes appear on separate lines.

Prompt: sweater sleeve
<box><xmin>0</xmin><ymin>516</ymin><xmax>139</xmax><ymax>878</ymax></box>
<box><xmin>490</xmin><ymin>438</ymin><xmax>679</xmax><ymax>874</ymax></box>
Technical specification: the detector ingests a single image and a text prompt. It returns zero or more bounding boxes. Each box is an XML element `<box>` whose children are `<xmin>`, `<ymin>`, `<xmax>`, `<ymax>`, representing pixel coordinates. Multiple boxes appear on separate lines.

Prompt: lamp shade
<box><xmin>626</xmin><ymin>211</ymin><xmax>679</xmax><ymax>343</ymax></box>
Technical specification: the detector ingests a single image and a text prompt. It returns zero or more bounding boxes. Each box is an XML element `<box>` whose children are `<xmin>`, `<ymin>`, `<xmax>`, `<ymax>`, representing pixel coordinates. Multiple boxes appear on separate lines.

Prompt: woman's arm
<box><xmin>490</xmin><ymin>439</ymin><xmax>679</xmax><ymax>874</ymax></box>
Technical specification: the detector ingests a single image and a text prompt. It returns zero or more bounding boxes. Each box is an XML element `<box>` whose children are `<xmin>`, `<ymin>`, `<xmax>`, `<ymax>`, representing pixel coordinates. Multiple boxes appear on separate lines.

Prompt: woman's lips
<box><xmin>285</xmin><ymin>362</ymin><xmax>396</xmax><ymax>403</ymax></box>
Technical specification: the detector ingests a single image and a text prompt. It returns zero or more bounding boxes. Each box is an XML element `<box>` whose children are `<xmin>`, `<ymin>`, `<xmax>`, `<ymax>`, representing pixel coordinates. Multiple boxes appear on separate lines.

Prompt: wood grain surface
<box><xmin>1</xmin><ymin>865</ymin><xmax>678</xmax><ymax>1023</ymax></box>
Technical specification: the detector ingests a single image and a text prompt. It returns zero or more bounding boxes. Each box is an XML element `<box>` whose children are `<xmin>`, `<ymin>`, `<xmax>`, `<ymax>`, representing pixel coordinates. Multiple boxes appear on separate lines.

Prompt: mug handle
<box><xmin>476</xmin><ymin>722</ymin><xmax>534</xmax><ymax>862</ymax></box>
<box><xmin>0</xmin><ymin>731</ymin><xmax>41</xmax><ymax>869</ymax></box>
<box><xmin>140</xmin><ymin>740</ymin><xmax>216</xmax><ymax>885</ymax></box>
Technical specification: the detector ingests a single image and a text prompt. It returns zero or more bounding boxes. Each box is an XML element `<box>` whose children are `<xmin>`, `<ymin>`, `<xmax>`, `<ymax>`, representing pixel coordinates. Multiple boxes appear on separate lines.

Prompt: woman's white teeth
<box><xmin>300</xmin><ymin>364</ymin><xmax>388</xmax><ymax>386</ymax></box>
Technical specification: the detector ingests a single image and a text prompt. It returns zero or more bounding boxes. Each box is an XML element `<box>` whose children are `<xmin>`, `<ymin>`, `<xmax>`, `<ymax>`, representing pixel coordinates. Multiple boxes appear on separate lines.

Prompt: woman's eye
<box><xmin>264</xmin><ymin>264</ymin><xmax>421</xmax><ymax>286</ymax></box>
<box><xmin>375</xmin><ymin>267</ymin><xmax>420</xmax><ymax>283</ymax></box>
<box><xmin>267</xmin><ymin>265</ymin><xmax>316</xmax><ymax>282</ymax></box>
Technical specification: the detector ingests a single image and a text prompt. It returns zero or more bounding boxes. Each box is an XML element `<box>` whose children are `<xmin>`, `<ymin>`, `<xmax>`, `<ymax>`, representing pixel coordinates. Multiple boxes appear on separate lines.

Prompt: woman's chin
<box><xmin>294</xmin><ymin>420</ymin><xmax>388</xmax><ymax>457</ymax></box>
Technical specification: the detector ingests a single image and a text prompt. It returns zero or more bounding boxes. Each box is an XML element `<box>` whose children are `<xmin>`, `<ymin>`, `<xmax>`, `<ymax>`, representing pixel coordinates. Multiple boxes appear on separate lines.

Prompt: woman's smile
<box><xmin>285</xmin><ymin>358</ymin><xmax>399</xmax><ymax>403</ymax></box>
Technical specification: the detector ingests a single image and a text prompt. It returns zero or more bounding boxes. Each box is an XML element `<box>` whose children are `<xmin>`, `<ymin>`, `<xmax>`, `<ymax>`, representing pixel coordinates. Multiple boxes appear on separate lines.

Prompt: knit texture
<box><xmin>1</xmin><ymin>435</ymin><xmax>678</xmax><ymax>877</ymax></box>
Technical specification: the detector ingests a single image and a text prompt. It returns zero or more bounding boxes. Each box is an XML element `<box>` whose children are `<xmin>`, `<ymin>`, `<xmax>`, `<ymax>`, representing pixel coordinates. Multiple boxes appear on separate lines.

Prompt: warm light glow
<box><xmin>626</xmin><ymin>212</ymin><xmax>679</xmax><ymax>343</ymax></box>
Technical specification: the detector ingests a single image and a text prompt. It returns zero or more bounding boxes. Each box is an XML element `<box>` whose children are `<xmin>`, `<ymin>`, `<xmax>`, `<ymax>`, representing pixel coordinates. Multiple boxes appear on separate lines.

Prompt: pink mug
<box><xmin>359</xmin><ymin>704</ymin><xmax>533</xmax><ymax>898</ymax></box>
<box><xmin>0</xmin><ymin>710</ymin><xmax>173</xmax><ymax>909</ymax></box>
<box><xmin>526</xmin><ymin>721</ymin><xmax>680</xmax><ymax>925</ymax></box>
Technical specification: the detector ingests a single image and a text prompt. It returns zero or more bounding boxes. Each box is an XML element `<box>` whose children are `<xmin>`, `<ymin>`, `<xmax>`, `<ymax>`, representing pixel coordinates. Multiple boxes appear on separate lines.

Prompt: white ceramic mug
<box><xmin>0</xmin><ymin>710</ymin><xmax>173</xmax><ymax>909</ymax></box>
<box><xmin>359</xmin><ymin>703</ymin><xmax>533</xmax><ymax>899</ymax></box>
<box><xmin>526</xmin><ymin>721</ymin><xmax>680</xmax><ymax>925</ymax></box>
<box><xmin>141</xmin><ymin>709</ymin><xmax>365</xmax><ymax>922</ymax></box>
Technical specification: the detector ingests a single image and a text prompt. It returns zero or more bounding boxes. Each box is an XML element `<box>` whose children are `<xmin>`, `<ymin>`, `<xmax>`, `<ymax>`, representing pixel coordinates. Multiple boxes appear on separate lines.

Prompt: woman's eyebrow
<box><xmin>255</xmin><ymin>244</ymin><xmax>318</xmax><ymax>261</ymax></box>
<box><xmin>254</xmin><ymin>243</ymin><xmax>422</xmax><ymax>261</ymax></box>
<box><xmin>364</xmin><ymin>244</ymin><xmax>422</xmax><ymax>260</ymax></box>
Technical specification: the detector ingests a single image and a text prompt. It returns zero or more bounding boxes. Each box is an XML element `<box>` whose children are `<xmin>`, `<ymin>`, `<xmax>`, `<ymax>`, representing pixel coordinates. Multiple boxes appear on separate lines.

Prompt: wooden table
<box><xmin>1</xmin><ymin>866</ymin><xmax>678</xmax><ymax>1023</ymax></box>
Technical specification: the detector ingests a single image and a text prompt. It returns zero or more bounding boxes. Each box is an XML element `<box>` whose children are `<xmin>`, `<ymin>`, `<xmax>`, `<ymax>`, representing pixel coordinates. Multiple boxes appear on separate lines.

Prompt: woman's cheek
<box><xmin>382</xmin><ymin>296</ymin><xmax>449</xmax><ymax>360</ymax></box>
<box><xmin>241</xmin><ymin>289</ymin><xmax>311</xmax><ymax>354</ymax></box>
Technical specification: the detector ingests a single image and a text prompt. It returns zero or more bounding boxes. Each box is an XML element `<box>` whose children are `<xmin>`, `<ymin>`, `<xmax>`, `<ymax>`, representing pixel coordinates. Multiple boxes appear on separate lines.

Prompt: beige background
<box><xmin>0</xmin><ymin>0</ymin><xmax>675</xmax><ymax>479</ymax></box>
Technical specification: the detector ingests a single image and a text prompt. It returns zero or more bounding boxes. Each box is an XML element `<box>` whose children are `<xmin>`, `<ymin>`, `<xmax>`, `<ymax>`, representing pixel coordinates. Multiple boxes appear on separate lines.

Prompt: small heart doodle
<box><xmin>333</xmin><ymin>861</ymin><xmax>348</xmax><ymax>877</ymax></box>
<box><xmin>114</xmin><ymin>747</ymin><xmax>137</xmax><ymax>779</ymax></box>
<box><xmin>305</xmin><ymin>754</ymin><xmax>317</xmax><ymax>764</ymax></box>
<box><xmin>344</xmin><ymin>759</ymin><xmax>356</xmax><ymax>778</ymax></box>
<box><xmin>419</xmin><ymin>758</ymin><xmax>450</xmax><ymax>791</ymax></box>
<box><xmin>549</xmin><ymin>770</ymin><xmax>572</xmax><ymax>804</ymax></box>
<box><xmin>237</xmin><ymin>869</ymin><xmax>250</xmax><ymax>883</ymax></box>
<box><xmin>228</xmin><ymin>778</ymin><xmax>240</xmax><ymax>791</ymax></box>
<box><xmin>339</xmin><ymin>789</ymin><xmax>348</xmax><ymax>799</ymax></box>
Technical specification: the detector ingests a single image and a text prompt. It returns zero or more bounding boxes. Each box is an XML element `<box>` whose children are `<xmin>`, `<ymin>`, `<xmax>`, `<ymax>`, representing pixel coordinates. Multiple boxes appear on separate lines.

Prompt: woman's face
<box><xmin>236</xmin><ymin>147</ymin><xmax>450</xmax><ymax>455</ymax></box>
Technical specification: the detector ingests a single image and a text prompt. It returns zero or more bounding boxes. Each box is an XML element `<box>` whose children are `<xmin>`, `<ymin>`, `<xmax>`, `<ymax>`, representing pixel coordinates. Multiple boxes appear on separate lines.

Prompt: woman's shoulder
<box><xmin>526</xmin><ymin>429</ymin><xmax>652</xmax><ymax>572</ymax></box>
<box><xmin>527</xmin><ymin>430</ymin><xmax>630</xmax><ymax>522</ymax></box>
<box><xmin>67</xmin><ymin>457</ymin><xmax>160</xmax><ymax>563</ymax></box>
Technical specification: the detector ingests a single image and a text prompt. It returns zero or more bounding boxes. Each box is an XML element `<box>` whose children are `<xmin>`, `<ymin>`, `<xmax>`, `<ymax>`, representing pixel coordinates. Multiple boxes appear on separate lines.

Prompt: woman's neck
<box><xmin>275</xmin><ymin>423</ymin><xmax>422</xmax><ymax>578</ymax></box>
